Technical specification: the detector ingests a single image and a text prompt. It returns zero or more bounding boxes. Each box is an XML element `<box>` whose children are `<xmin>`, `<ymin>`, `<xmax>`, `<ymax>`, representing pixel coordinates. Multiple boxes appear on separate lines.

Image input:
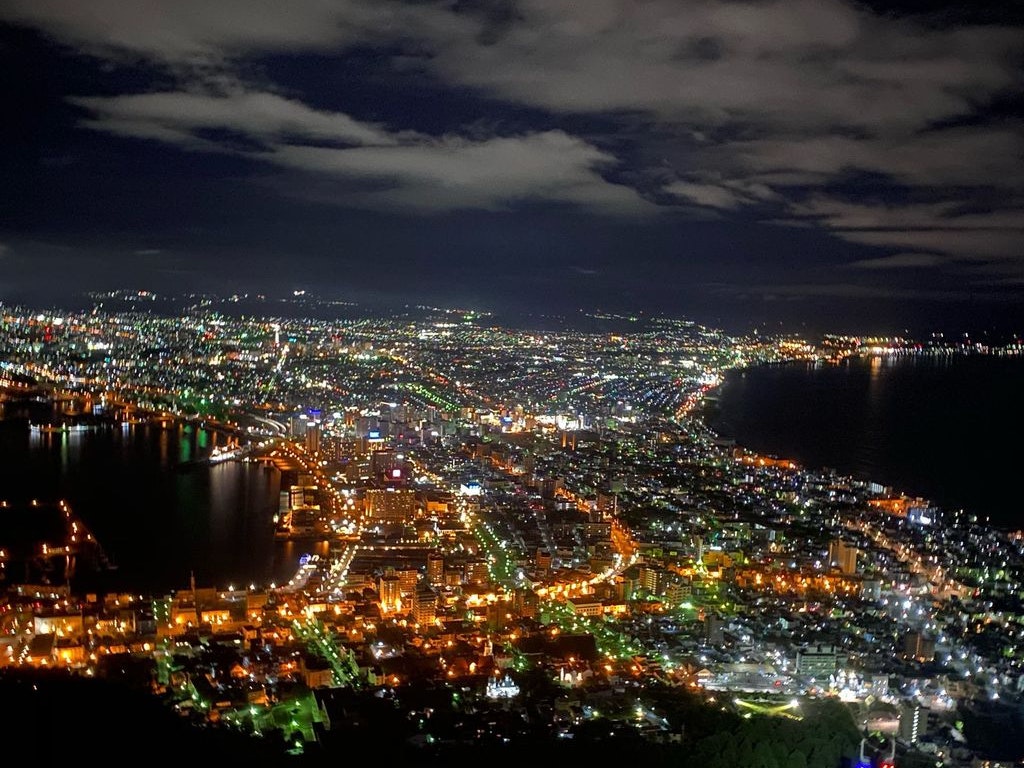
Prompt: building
<box><xmin>305</xmin><ymin>422</ymin><xmax>321</xmax><ymax>455</ymax></box>
<box><xmin>619</xmin><ymin>566</ymin><xmax>642</xmax><ymax>601</ymax></box>
<box><xmin>796</xmin><ymin>644</ymin><xmax>844</xmax><ymax>680</ymax></box>
<box><xmin>899</xmin><ymin>703</ymin><xmax>926</xmax><ymax>744</ymax></box>
<box><xmin>427</xmin><ymin>552</ymin><xmax>445</xmax><ymax>587</ymax></box>
<box><xmin>289</xmin><ymin>415</ymin><xmax>309</xmax><ymax>437</ymax></box>
<box><xmin>639</xmin><ymin>564</ymin><xmax>661</xmax><ymax>594</ymax></box>
<box><xmin>539</xmin><ymin>475</ymin><xmax>564</xmax><ymax>498</ymax></box>
<box><xmin>595</xmin><ymin>490</ymin><xmax>617</xmax><ymax>519</ymax></box>
<box><xmin>32</xmin><ymin>612</ymin><xmax>85</xmax><ymax>636</ymax></box>
<box><xmin>370</xmin><ymin>448</ymin><xmax>400</xmax><ymax>481</ymax></box>
<box><xmin>536</xmin><ymin>549</ymin><xmax>553</xmax><ymax>571</ymax></box>
<box><xmin>396</xmin><ymin>568</ymin><xmax>419</xmax><ymax>596</ymax></box>
<box><xmin>903</xmin><ymin>631</ymin><xmax>935</xmax><ymax>662</ymax></box>
<box><xmin>486</xmin><ymin>674</ymin><xmax>520</xmax><ymax>699</ymax></box>
<box><xmin>366</xmin><ymin>488</ymin><xmax>416</xmax><ymax>522</ymax></box>
<box><xmin>346</xmin><ymin>458</ymin><xmax>371</xmax><ymax>481</ymax></box>
<box><xmin>867</xmin><ymin>674</ymin><xmax>890</xmax><ymax>698</ymax></box>
<box><xmin>378</xmin><ymin>569</ymin><xmax>402</xmax><ymax>614</ymax></box>
<box><xmin>299</xmin><ymin>653</ymin><xmax>334</xmax><ymax>688</ymax></box>
<box><xmin>566</xmin><ymin>596</ymin><xmax>603</xmax><ymax>617</ymax></box>
<box><xmin>861</xmin><ymin>579</ymin><xmax>883</xmax><ymax>601</ymax></box>
<box><xmin>412</xmin><ymin>589</ymin><xmax>437</xmax><ymax>625</ymax></box>
<box><xmin>663</xmin><ymin>579</ymin><xmax>691</xmax><ymax>606</ymax></box>
<box><xmin>828</xmin><ymin>539</ymin><xmax>859</xmax><ymax>575</ymax></box>
<box><xmin>704</xmin><ymin>614</ymin><xmax>727</xmax><ymax>644</ymax></box>
<box><xmin>464</xmin><ymin>558</ymin><xmax>489</xmax><ymax>586</ymax></box>
<box><xmin>289</xmin><ymin>478</ymin><xmax>319</xmax><ymax>508</ymax></box>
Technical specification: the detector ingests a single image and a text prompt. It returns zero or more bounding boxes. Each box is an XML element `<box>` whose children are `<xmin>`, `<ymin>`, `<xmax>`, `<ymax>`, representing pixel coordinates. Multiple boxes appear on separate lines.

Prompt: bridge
<box><xmin>247</xmin><ymin>414</ymin><xmax>288</xmax><ymax>436</ymax></box>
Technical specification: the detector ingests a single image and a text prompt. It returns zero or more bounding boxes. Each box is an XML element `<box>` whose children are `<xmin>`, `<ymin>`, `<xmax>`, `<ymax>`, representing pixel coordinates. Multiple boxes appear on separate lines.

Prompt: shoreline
<box><xmin>694</xmin><ymin>354</ymin><xmax>1017</xmax><ymax>531</ymax></box>
<box><xmin>0</xmin><ymin>415</ymin><xmax>291</xmax><ymax>596</ymax></box>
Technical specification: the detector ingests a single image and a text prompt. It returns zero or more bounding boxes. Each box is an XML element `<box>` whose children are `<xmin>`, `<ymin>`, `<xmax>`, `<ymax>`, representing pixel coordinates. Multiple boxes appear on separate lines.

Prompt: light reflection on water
<box><xmin>710</xmin><ymin>354</ymin><xmax>1024</xmax><ymax>527</ymax></box>
<box><xmin>1</xmin><ymin>405</ymin><xmax>301</xmax><ymax>593</ymax></box>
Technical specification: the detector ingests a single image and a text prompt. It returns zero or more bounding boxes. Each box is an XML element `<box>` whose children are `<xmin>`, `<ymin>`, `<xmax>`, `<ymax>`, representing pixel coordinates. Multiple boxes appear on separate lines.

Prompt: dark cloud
<box><xmin>71</xmin><ymin>87</ymin><xmax>653</xmax><ymax>213</ymax></box>
<box><xmin>71</xmin><ymin>89</ymin><xmax>398</xmax><ymax>147</ymax></box>
<box><xmin>1</xmin><ymin>0</ymin><xmax>408</xmax><ymax>61</ymax></box>
<box><xmin>2</xmin><ymin>0</ymin><xmax>1023</xmax><ymax>330</ymax></box>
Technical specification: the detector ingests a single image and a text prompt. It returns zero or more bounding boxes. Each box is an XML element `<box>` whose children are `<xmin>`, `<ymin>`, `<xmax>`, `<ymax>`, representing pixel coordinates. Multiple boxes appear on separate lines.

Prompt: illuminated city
<box><xmin>4</xmin><ymin>1</ymin><xmax>1024</xmax><ymax>765</ymax></box>
<box><xmin>2</xmin><ymin>298</ymin><xmax>1024</xmax><ymax>765</ymax></box>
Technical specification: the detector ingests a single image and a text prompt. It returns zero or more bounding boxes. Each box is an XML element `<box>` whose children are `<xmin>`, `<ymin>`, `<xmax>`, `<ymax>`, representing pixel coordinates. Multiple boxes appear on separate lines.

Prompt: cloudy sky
<box><xmin>2</xmin><ymin>0</ymin><xmax>1022</xmax><ymax>334</ymax></box>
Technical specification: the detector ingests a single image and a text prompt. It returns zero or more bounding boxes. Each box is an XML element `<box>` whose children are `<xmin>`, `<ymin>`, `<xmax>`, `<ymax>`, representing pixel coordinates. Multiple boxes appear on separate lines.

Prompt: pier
<box><xmin>0</xmin><ymin>499</ymin><xmax>112</xmax><ymax>587</ymax></box>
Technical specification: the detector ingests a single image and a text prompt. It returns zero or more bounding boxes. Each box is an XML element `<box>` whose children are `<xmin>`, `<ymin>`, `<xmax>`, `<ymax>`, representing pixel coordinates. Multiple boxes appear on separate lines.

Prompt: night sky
<box><xmin>2</xmin><ymin>1</ymin><xmax>1022</xmax><ymax>335</ymax></box>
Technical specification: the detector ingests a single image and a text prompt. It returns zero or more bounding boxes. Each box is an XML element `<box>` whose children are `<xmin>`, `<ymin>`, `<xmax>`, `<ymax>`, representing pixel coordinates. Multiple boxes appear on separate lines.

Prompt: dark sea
<box><xmin>707</xmin><ymin>353</ymin><xmax>1024</xmax><ymax>530</ymax></box>
<box><xmin>0</xmin><ymin>401</ymin><xmax>304</xmax><ymax>595</ymax></box>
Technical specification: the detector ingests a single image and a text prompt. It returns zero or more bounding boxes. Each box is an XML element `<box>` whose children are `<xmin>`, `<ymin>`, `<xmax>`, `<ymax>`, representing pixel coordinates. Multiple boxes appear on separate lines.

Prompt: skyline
<box><xmin>3</xmin><ymin>0</ymin><xmax>1024</xmax><ymax>336</ymax></box>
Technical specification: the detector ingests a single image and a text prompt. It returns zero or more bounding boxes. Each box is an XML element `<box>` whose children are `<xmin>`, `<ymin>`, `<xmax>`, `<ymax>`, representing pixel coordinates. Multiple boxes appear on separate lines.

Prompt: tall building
<box><xmin>464</xmin><ymin>558</ymin><xmax>490</xmax><ymax>586</ymax></box>
<box><xmin>539</xmin><ymin>475</ymin><xmax>564</xmax><ymax>498</ymax></box>
<box><xmin>663</xmin><ymin>579</ymin><xmax>691</xmax><ymax>606</ymax></box>
<box><xmin>378</xmin><ymin>568</ymin><xmax>402</xmax><ymax>615</ymax></box>
<box><xmin>346</xmin><ymin>458</ymin><xmax>371</xmax><ymax>481</ymax></box>
<box><xmin>396</xmin><ymin>568</ymin><xmax>419</xmax><ymax>596</ymax></box>
<box><xmin>619</xmin><ymin>566</ymin><xmax>642</xmax><ymax>601</ymax></box>
<box><xmin>289</xmin><ymin>415</ymin><xmax>308</xmax><ymax>438</ymax></box>
<box><xmin>828</xmin><ymin>539</ymin><xmax>859</xmax><ymax>575</ymax></box>
<box><xmin>412</xmin><ymin>588</ymin><xmax>437</xmax><ymax>625</ymax></box>
<box><xmin>639</xmin><ymin>563</ymin><xmax>661</xmax><ymax>594</ymax></box>
<box><xmin>427</xmin><ymin>552</ymin><xmax>444</xmax><ymax>587</ymax></box>
<box><xmin>366</xmin><ymin>488</ymin><xmax>416</xmax><ymax>522</ymax></box>
<box><xmin>305</xmin><ymin>422</ymin><xmax>321</xmax><ymax>455</ymax></box>
<box><xmin>900</xmin><ymin>704</ymin><xmax>926</xmax><ymax>744</ymax></box>
<box><xmin>370</xmin><ymin>448</ymin><xmax>399</xmax><ymax>481</ymax></box>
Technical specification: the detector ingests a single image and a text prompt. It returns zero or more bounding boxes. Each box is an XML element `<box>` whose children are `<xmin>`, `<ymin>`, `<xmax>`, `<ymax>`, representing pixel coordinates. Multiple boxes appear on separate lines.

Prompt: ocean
<box><xmin>0</xmin><ymin>400</ymin><xmax>300</xmax><ymax>594</ymax></box>
<box><xmin>706</xmin><ymin>353</ymin><xmax>1024</xmax><ymax>530</ymax></box>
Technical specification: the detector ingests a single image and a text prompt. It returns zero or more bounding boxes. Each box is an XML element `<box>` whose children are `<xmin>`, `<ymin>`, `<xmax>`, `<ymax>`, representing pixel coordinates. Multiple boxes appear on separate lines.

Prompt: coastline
<box><xmin>694</xmin><ymin>354</ymin><xmax>1022</xmax><ymax>531</ymax></box>
<box><xmin>0</xmin><ymin>415</ymin><xmax>289</xmax><ymax>595</ymax></box>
